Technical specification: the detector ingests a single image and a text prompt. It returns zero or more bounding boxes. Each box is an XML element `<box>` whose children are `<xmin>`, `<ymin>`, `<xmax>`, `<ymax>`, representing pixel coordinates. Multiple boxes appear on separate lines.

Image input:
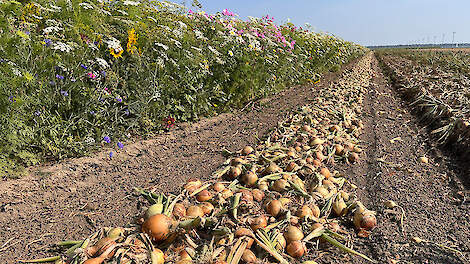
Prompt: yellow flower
<box><xmin>127</xmin><ymin>28</ymin><xmax>138</xmax><ymax>54</ymax></box>
<box><xmin>110</xmin><ymin>48</ymin><xmax>124</xmax><ymax>58</ymax></box>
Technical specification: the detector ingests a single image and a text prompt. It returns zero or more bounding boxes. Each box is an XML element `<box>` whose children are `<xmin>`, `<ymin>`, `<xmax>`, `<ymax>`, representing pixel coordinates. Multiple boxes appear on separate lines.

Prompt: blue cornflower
<box><xmin>117</xmin><ymin>142</ymin><xmax>124</xmax><ymax>149</ymax></box>
<box><xmin>60</xmin><ymin>90</ymin><xmax>68</xmax><ymax>96</ymax></box>
<box><xmin>101</xmin><ymin>71</ymin><xmax>106</xmax><ymax>78</ymax></box>
<box><xmin>44</xmin><ymin>39</ymin><xmax>52</xmax><ymax>47</ymax></box>
<box><xmin>116</xmin><ymin>97</ymin><xmax>122</xmax><ymax>103</ymax></box>
<box><xmin>8</xmin><ymin>96</ymin><xmax>15</xmax><ymax>102</ymax></box>
<box><xmin>90</xmin><ymin>111</ymin><xmax>95</xmax><ymax>115</ymax></box>
<box><xmin>56</xmin><ymin>74</ymin><xmax>64</xmax><ymax>80</ymax></box>
<box><xmin>80</xmin><ymin>64</ymin><xmax>88</xmax><ymax>70</ymax></box>
<box><xmin>103</xmin><ymin>136</ymin><xmax>111</xmax><ymax>143</ymax></box>
<box><xmin>109</xmin><ymin>151</ymin><xmax>114</xmax><ymax>159</ymax></box>
<box><xmin>124</xmin><ymin>109</ymin><xmax>130</xmax><ymax>116</ymax></box>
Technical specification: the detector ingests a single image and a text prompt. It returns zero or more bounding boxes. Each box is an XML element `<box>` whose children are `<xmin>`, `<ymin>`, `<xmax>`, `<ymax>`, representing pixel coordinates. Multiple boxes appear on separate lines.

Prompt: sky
<box><xmin>194</xmin><ymin>0</ymin><xmax>470</xmax><ymax>46</ymax></box>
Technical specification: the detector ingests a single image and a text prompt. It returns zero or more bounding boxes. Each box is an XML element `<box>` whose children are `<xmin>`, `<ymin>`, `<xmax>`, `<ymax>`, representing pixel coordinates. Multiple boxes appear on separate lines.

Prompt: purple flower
<box><xmin>90</xmin><ymin>111</ymin><xmax>95</xmax><ymax>115</ymax></box>
<box><xmin>60</xmin><ymin>90</ymin><xmax>68</xmax><ymax>96</ymax></box>
<box><xmin>124</xmin><ymin>109</ymin><xmax>130</xmax><ymax>116</ymax></box>
<box><xmin>101</xmin><ymin>71</ymin><xmax>106</xmax><ymax>78</ymax></box>
<box><xmin>109</xmin><ymin>151</ymin><xmax>114</xmax><ymax>159</ymax></box>
<box><xmin>34</xmin><ymin>110</ymin><xmax>41</xmax><ymax>116</ymax></box>
<box><xmin>8</xmin><ymin>96</ymin><xmax>15</xmax><ymax>102</ymax></box>
<box><xmin>44</xmin><ymin>39</ymin><xmax>52</xmax><ymax>47</ymax></box>
<box><xmin>87</xmin><ymin>72</ymin><xmax>96</xmax><ymax>79</ymax></box>
<box><xmin>56</xmin><ymin>74</ymin><xmax>64</xmax><ymax>80</ymax></box>
<box><xmin>117</xmin><ymin>142</ymin><xmax>124</xmax><ymax>149</ymax></box>
<box><xmin>103</xmin><ymin>136</ymin><xmax>111</xmax><ymax>143</ymax></box>
<box><xmin>80</xmin><ymin>64</ymin><xmax>88</xmax><ymax>70</ymax></box>
<box><xmin>116</xmin><ymin>97</ymin><xmax>122</xmax><ymax>103</ymax></box>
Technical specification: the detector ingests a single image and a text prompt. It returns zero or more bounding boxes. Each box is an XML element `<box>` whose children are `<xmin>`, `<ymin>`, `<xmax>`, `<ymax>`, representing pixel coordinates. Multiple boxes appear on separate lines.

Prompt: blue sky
<box><xmin>196</xmin><ymin>0</ymin><xmax>469</xmax><ymax>46</ymax></box>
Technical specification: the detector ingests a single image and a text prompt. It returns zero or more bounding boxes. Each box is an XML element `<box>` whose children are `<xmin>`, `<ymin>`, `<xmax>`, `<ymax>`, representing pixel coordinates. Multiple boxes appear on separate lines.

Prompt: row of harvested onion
<box><xmin>24</xmin><ymin>54</ymin><xmax>376</xmax><ymax>264</ymax></box>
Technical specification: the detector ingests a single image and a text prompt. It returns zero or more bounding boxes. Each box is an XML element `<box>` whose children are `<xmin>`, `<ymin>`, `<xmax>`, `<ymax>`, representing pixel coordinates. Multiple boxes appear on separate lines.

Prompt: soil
<box><xmin>1</xmin><ymin>54</ymin><xmax>469</xmax><ymax>264</ymax></box>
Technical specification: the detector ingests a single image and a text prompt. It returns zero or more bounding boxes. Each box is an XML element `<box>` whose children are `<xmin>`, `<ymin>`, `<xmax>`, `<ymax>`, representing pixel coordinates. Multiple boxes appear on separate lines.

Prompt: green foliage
<box><xmin>0</xmin><ymin>0</ymin><xmax>367</xmax><ymax>177</ymax></box>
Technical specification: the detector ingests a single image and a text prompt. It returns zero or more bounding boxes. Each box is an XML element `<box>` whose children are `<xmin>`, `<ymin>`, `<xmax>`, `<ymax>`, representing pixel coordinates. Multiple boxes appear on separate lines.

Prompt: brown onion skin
<box><xmin>141</xmin><ymin>214</ymin><xmax>171</xmax><ymax>242</ymax></box>
<box><xmin>286</xmin><ymin>241</ymin><xmax>306</xmax><ymax>258</ymax></box>
<box><xmin>241</xmin><ymin>249</ymin><xmax>257</xmax><ymax>263</ymax></box>
<box><xmin>196</xmin><ymin>189</ymin><xmax>213</xmax><ymax>202</ymax></box>
<box><xmin>172</xmin><ymin>203</ymin><xmax>186</xmax><ymax>219</ymax></box>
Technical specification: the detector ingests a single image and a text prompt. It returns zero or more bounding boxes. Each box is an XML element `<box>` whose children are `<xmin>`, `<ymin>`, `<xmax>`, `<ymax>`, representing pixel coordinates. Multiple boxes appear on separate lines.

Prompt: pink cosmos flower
<box><xmin>88</xmin><ymin>72</ymin><xmax>96</xmax><ymax>79</ymax></box>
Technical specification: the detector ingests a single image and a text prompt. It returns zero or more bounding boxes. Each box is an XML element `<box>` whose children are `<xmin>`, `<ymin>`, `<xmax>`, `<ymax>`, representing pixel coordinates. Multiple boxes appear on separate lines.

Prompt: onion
<box><xmin>250</xmin><ymin>215</ymin><xmax>268</xmax><ymax>230</ymax></box>
<box><xmin>312</xmin><ymin>159</ymin><xmax>322</xmax><ymax>167</ymax></box>
<box><xmin>142</xmin><ymin>214</ymin><xmax>172</xmax><ymax>242</ymax></box>
<box><xmin>230</xmin><ymin>157</ymin><xmax>245</xmax><ymax>166</ymax></box>
<box><xmin>242</xmin><ymin>249</ymin><xmax>257</xmax><ymax>263</ymax></box>
<box><xmin>295</xmin><ymin>146</ymin><xmax>302</xmax><ymax>152</ymax></box>
<box><xmin>286</xmin><ymin>162</ymin><xmax>297</xmax><ymax>172</ymax></box>
<box><xmin>241</xmin><ymin>146</ymin><xmax>254</xmax><ymax>155</ymax></box>
<box><xmin>87</xmin><ymin>237</ymin><xmax>114</xmax><ymax>257</ymax></box>
<box><xmin>251</xmin><ymin>189</ymin><xmax>265</xmax><ymax>202</ymax></box>
<box><xmin>334</xmin><ymin>144</ymin><xmax>345</xmax><ymax>155</ymax></box>
<box><xmin>310</xmin><ymin>137</ymin><xmax>324</xmax><ymax>146</ymax></box>
<box><xmin>320</xmin><ymin>168</ymin><xmax>331</xmax><ymax>178</ymax></box>
<box><xmin>286</xmin><ymin>150</ymin><xmax>296</xmax><ymax>158</ymax></box>
<box><xmin>187</xmin><ymin>205</ymin><xmax>204</xmax><ymax>218</ymax></box>
<box><xmin>290</xmin><ymin>216</ymin><xmax>299</xmax><ymax>226</ymax></box>
<box><xmin>296</xmin><ymin>205</ymin><xmax>313</xmax><ymax>218</ymax></box>
<box><xmin>286</xmin><ymin>241</ymin><xmax>306</xmax><ymax>258</ymax></box>
<box><xmin>328</xmin><ymin>222</ymin><xmax>341</xmax><ymax>233</ymax></box>
<box><xmin>332</xmin><ymin>197</ymin><xmax>347</xmax><ymax>216</ymax></box>
<box><xmin>315</xmin><ymin>151</ymin><xmax>325</xmax><ymax>161</ymax></box>
<box><xmin>353</xmin><ymin>207</ymin><xmax>377</xmax><ymax>231</ymax></box>
<box><xmin>348</xmin><ymin>152</ymin><xmax>359</xmax><ymax>163</ymax></box>
<box><xmin>172</xmin><ymin>203</ymin><xmax>186</xmax><ymax>219</ymax></box>
<box><xmin>271</xmin><ymin>179</ymin><xmax>289</xmax><ymax>192</ymax></box>
<box><xmin>150</xmin><ymin>248</ymin><xmax>165</xmax><ymax>264</ymax></box>
<box><xmin>146</xmin><ymin>204</ymin><xmax>164</xmax><ymax>219</ymax></box>
<box><xmin>227</xmin><ymin>166</ymin><xmax>242</xmax><ymax>180</ymax></box>
<box><xmin>199</xmin><ymin>202</ymin><xmax>214</xmax><ymax>215</ymax></box>
<box><xmin>305</xmin><ymin>157</ymin><xmax>314</xmax><ymax>164</ymax></box>
<box><xmin>235</xmin><ymin>227</ymin><xmax>254</xmax><ymax>238</ymax></box>
<box><xmin>311</xmin><ymin>223</ymin><xmax>323</xmax><ymax>231</ymax></box>
<box><xmin>266</xmin><ymin>200</ymin><xmax>282</xmax><ymax>217</ymax></box>
<box><xmin>239</xmin><ymin>190</ymin><xmax>254</xmax><ymax>203</ymax></box>
<box><xmin>311</xmin><ymin>203</ymin><xmax>320</xmax><ymax>218</ymax></box>
<box><xmin>197</xmin><ymin>189</ymin><xmax>213</xmax><ymax>202</ymax></box>
<box><xmin>258</xmin><ymin>180</ymin><xmax>269</xmax><ymax>191</ymax></box>
<box><xmin>263</xmin><ymin>162</ymin><xmax>282</xmax><ymax>175</ymax></box>
<box><xmin>220</xmin><ymin>189</ymin><xmax>233</xmax><ymax>199</ymax></box>
<box><xmin>212</xmin><ymin>182</ymin><xmax>225</xmax><ymax>192</ymax></box>
<box><xmin>242</xmin><ymin>171</ymin><xmax>258</xmax><ymax>187</ymax></box>
<box><xmin>284</xmin><ymin>225</ymin><xmax>304</xmax><ymax>242</ymax></box>
<box><xmin>315</xmin><ymin>186</ymin><xmax>329</xmax><ymax>198</ymax></box>
<box><xmin>185</xmin><ymin>179</ymin><xmax>202</xmax><ymax>193</ymax></box>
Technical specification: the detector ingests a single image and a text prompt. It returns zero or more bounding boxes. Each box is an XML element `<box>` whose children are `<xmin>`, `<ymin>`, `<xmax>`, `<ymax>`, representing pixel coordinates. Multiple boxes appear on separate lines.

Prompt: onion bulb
<box><xmin>251</xmin><ymin>189</ymin><xmax>265</xmax><ymax>202</ymax></box>
<box><xmin>263</xmin><ymin>162</ymin><xmax>281</xmax><ymax>175</ymax></box>
<box><xmin>279</xmin><ymin>197</ymin><xmax>291</xmax><ymax>207</ymax></box>
<box><xmin>320</xmin><ymin>167</ymin><xmax>331</xmax><ymax>178</ymax></box>
<box><xmin>242</xmin><ymin>171</ymin><xmax>258</xmax><ymax>187</ymax></box>
<box><xmin>185</xmin><ymin>179</ymin><xmax>202</xmax><ymax>193</ymax></box>
<box><xmin>150</xmin><ymin>248</ymin><xmax>165</xmax><ymax>264</ymax></box>
<box><xmin>276</xmin><ymin>234</ymin><xmax>287</xmax><ymax>251</ymax></box>
<box><xmin>353</xmin><ymin>208</ymin><xmax>377</xmax><ymax>231</ymax></box>
<box><xmin>250</xmin><ymin>215</ymin><xmax>268</xmax><ymax>230</ymax></box>
<box><xmin>284</xmin><ymin>225</ymin><xmax>304</xmax><ymax>242</ymax></box>
<box><xmin>172</xmin><ymin>203</ymin><xmax>186</xmax><ymax>219</ymax></box>
<box><xmin>311</xmin><ymin>203</ymin><xmax>320</xmax><ymax>218</ymax></box>
<box><xmin>220</xmin><ymin>189</ymin><xmax>233</xmax><ymax>199</ymax></box>
<box><xmin>230</xmin><ymin>157</ymin><xmax>245</xmax><ymax>166</ymax></box>
<box><xmin>196</xmin><ymin>190</ymin><xmax>212</xmax><ymax>202</ymax></box>
<box><xmin>286</xmin><ymin>162</ymin><xmax>298</xmax><ymax>172</ymax></box>
<box><xmin>271</xmin><ymin>179</ymin><xmax>289</xmax><ymax>192</ymax></box>
<box><xmin>227</xmin><ymin>166</ymin><xmax>242</xmax><ymax>180</ymax></box>
<box><xmin>241</xmin><ymin>249</ymin><xmax>257</xmax><ymax>263</ymax></box>
<box><xmin>258</xmin><ymin>180</ymin><xmax>269</xmax><ymax>191</ymax></box>
<box><xmin>187</xmin><ymin>205</ymin><xmax>205</xmax><ymax>218</ymax></box>
<box><xmin>142</xmin><ymin>214</ymin><xmax>172</xmax><ymax>242</ymax></box>
<box><xmin>286</xmin><ymin>241</ymin><xmax>306</xmax><ymax>258</ymax></box>
<box><xmin>212</xmin><ymin>182</ymin><xmax>225</xmax><ymax>192</ymax></box>
<box><xmin>296</xmin><ymin>205</ymin><xmax>313</xmax><ymax>219</ymax></box>
<box><xmin>241</xmin><ymin>146</ymin><xmax>254</xmax><ymax>155</ymax></box>
<box><xmin>332</xmin><ymin>197</ymin><xmax>347</xmax><ymax>216</ymax></box>
<box><xmin>235</xmin><ymin>227</ymin><xmax>254</xmax><ymax>238</ymax></box>
<box><xmin>266</xmin><ymin>200</ymin><xmax>282</xmax><ymax>217</ymax></box>
<box><xmin>199</xmin><ymin>202</ymin><xmax>214</xmax><ymax>215</ymax></box>
<box><xmin>348</xmin><ymin>152</ymin><xmax>359</xmax><ymax>163</ymax></box>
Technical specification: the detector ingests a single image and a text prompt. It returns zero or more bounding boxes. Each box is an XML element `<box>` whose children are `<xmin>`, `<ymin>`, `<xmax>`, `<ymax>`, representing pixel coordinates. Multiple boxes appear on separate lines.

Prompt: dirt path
<box><xmin>1</xmin><ymin>54</ymin><xmax>469</xmax><ymax>263</ymax></box>
<box><xmin>341</xmin><ymin>55</ymin><xmax>470</xmax><ymax>263</ymax></box>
